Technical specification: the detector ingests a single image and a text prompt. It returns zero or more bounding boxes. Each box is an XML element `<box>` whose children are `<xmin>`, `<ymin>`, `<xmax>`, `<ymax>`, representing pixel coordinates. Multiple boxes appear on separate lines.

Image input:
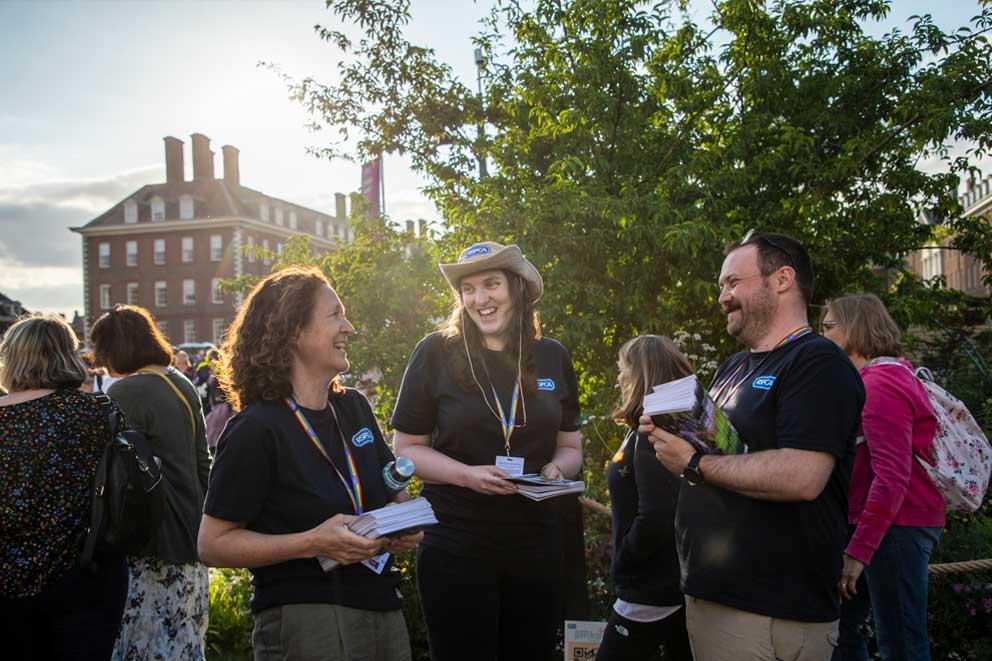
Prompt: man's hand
<box><xmin>838</xmin><ymin>554</ymin><xmax>865</xmax><ymax>601</ymax></box>
<box><xmin>639</xmin><ymin>415</ymin><xmax>696</xmax><ymax>476</ymax></box>
<box><xmin>309</xmin><ymin>514</ymin><xmax>383</xmax><ymax>565</ymax></box>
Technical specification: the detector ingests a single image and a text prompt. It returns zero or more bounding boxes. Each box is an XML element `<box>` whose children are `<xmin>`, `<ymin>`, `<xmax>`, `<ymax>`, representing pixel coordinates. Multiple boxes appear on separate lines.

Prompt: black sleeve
<box><xmin>356</xmin><ymin>390</ymin><xmax>396</xmax><ymax>468</ymax></box>
<box><xmin>777</xmin><ymin>347</ymin><xmax>865</xmax><ymax>457</ymax></box>
<box><xmin>203</xmin><ymin>412</ymin><xmax>275</xmax><ymax>524</ymax></box>
<box><xmin>192</xmin><ymin>389</ymin><xmax>211</xmax><ymax>495</ymax></box>
<box><xmin>558</xmin><ymin>343</ymin><xmax>581</xmax><ymax>432</ymax></box>
<box><xmin>389</xmin><ymin>335</ymin><xmax>438</xmax><ymax>435</ymax></box>
<box><xmin>615</xmin><ymin>433</ymin><xmax>680</xmax><ymax>564</ymax></box>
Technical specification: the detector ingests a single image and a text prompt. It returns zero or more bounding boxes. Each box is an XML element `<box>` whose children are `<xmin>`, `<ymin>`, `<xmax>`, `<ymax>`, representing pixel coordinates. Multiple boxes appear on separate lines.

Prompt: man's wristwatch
<box><xmin>681</xmin><ymin>451</ymin><xmax>705</xmax><ymax>486</ymax></box>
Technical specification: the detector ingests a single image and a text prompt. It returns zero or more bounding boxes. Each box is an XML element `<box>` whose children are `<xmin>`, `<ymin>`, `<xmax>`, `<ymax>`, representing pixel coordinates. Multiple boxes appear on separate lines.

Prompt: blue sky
<box><xmin>0</xmin><ymin>0</ymin><xmax>985</xmax><ymax>317</ymax></box>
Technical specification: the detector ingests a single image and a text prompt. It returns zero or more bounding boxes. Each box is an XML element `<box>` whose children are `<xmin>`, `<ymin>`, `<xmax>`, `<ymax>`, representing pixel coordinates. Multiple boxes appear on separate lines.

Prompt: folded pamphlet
<box><xmin>642</xmin><ymin>374</ymin><xmax>743</xmax><ymax>455</ymax></box>
<box><xmin>318</xmin><ymin>497</ymin><xmax>437</xmax><ymax>572</ymax></box>
<box><xmin>507</xmin><ymin>474</ymin><xmax>586</xmax><ymax>501</ymax></box>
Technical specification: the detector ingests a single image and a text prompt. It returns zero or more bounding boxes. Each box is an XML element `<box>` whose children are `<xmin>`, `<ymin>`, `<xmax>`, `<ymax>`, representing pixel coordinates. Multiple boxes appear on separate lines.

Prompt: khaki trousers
<box><xmin>252</xmin><ymin>602</ymin><xmax>411</xmax><ymax>661</ymax></box>
<box><xmin>685</xmin><ymin>596</ymin><xmax>838</xmax><ymax>661</ymax></box>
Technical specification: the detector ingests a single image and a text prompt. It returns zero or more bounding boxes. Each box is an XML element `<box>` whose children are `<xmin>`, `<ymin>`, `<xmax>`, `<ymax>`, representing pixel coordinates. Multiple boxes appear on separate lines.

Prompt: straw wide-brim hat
<box><xmin>439</xmin><ymin>241</ymin><xmax>544</xmax><ymax>303</ymax></box>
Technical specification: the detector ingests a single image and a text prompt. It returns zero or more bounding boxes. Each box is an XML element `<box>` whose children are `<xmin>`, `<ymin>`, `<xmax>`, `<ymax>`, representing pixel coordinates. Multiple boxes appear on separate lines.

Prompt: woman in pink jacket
<box><xmin>821</xmin><ymin>294</ymin><xmax>944</xmax><ymax>661</ymax></box>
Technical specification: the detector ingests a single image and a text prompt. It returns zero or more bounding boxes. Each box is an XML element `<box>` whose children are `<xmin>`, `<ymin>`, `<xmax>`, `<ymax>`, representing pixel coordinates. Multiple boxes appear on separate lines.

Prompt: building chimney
<box><xmin>222</xmin><ymin>145</ymin><xmax>240</xmax><ymax>186</ymax></box>
<box><xmin>164</xmin><ymin>136</ymin><xmax>184</xmax><ymax>184</ymax></box>
<box><xmin>335</xmin><ymin>193</ymin><xmax>347</xmax><ymax>220</ymax></box>
<box><xmin>418</xmin><ymin>219</ymin><xmax>427</xmax><ymax>238</ymax></box>
<box><xmin>191</xmin><ymin>133</ymin><xmax>215</xmax><ymax>181</ymax></box>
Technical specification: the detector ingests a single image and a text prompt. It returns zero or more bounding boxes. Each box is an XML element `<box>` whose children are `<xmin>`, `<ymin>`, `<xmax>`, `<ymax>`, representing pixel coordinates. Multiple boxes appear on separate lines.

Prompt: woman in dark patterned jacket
<box><xmin>0</xmin><ymin>314</ymin><xmax>128</xmax><ymax>660</ymax></box>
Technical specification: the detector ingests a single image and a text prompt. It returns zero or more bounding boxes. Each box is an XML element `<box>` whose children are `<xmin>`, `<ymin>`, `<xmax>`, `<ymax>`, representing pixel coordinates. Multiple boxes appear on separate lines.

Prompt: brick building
<box><xmin>907</xmin><ymin>179</ymin><xmax>991</xmax><ymax>297</ymax></box>
<box><xmin>71</xmin><ymin>133</ymin><xmax>352</xmax><ymax>345</ymax></box>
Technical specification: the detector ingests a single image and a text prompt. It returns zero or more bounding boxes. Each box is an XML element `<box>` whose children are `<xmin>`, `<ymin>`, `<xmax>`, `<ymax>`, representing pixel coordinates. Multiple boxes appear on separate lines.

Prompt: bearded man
<box><xmin>641</xmin><ymin>231</ymin><xmax>864</xmax><ymax>661</ymax></box>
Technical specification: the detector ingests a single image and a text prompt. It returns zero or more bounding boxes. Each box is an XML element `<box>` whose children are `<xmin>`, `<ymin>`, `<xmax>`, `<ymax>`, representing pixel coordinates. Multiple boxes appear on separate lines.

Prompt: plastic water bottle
<box><xmin>382</xmin><ymin>456</ymin><xmax>415</xmax><ymax>496</ymax></box>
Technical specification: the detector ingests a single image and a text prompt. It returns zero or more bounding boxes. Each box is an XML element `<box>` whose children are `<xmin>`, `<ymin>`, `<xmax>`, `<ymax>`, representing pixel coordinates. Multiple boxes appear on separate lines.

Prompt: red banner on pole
<box><xmin>361</xmin><ymin>156</ymin><xmax>382</xmax><ymax>216</ymax></box>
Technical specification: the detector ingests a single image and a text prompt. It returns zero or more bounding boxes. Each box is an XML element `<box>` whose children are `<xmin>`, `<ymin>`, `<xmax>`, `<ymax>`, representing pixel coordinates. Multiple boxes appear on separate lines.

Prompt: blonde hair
<box><xmin>0</xmin><ymin>314</ymin><xmax>88</xmax><ymax>392</ymax></box>
<box><xmin>612</xmin><ymin>335</ymin><xmax>694</xmax><ymax>427</ymax></box>
<box><xmin>822</xmin><ymin>293</ymin><xmax>902</xmax><ymax>359</ymax></box>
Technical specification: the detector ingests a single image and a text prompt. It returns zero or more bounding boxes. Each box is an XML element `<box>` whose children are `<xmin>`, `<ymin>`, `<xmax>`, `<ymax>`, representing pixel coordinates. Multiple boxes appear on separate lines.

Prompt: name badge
<box><xmin>363</xmin><ymin>552</ymin><xmax>390</xmax><ymax>574</ymax></box>
<box><xmin>495</xmin><ymin>455</ymin><xmax>525</xmax><ymax>477</ymax></box>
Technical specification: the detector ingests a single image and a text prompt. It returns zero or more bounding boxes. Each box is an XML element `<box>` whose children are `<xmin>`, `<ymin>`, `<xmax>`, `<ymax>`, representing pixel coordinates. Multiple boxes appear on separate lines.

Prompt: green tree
<box><xmin>287</xmin><ymin>0</ymin><xmax>992</xmax><ymax>413</ymax></box>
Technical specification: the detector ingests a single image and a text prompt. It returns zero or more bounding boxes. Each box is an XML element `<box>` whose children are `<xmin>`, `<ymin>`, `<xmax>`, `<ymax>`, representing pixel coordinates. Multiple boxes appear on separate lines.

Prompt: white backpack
<box><xmin>871</xmin><ymin>359</ymin><xmax>992</xmax><ymax>512</ymax></box>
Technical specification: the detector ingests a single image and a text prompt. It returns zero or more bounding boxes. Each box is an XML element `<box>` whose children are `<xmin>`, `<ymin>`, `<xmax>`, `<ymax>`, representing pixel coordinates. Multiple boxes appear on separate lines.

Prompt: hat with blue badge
<box><xmin>439</xmin><ymin>241</ymin><xmax>544</xmax><ymax>302</ymax></box>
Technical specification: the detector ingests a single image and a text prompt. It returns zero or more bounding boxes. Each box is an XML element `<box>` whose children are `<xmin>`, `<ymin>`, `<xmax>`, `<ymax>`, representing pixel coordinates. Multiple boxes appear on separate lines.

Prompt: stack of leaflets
<box><xmin>318</xmin><ymin>498</ymin><xmax>437</xmax><ymax>572</ymax></box>
<box><xmin>508</xmin><ymin>474</ymin><xmax>586</xmax><ymax>501</ymax></box>
<box><xmin>642</xmin><ymin>374</ymin><xmax>744</xmax><ymax>455</ymax></box>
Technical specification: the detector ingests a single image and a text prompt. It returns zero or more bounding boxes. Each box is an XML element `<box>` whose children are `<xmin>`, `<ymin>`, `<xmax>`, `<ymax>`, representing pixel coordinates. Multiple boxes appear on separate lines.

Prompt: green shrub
<box><xmin>206</xmin><ymin>568</ymin><xmax>254</xmax><ymax>661</ymax></box>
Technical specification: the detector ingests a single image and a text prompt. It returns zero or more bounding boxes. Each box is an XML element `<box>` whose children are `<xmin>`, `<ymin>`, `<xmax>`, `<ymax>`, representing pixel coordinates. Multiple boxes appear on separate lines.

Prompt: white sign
<box><xmin>564</xmin><ymin>620</ymin><xmax>606</xmax><ymax>660</ymax></box>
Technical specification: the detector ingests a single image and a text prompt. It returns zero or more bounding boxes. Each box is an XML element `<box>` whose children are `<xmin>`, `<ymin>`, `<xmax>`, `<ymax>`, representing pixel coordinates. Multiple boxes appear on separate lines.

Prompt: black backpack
<box><xmin>79</xmin><ymin>396</ymin><xmax>167</xmax><ymax>570</ymax></box>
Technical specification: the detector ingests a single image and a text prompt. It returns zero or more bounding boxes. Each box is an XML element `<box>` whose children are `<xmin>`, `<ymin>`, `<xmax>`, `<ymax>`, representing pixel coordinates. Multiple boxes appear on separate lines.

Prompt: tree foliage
<box><xmin>286</xmin><ymin>0</ymin><xmax>992</xmax><ymax>411</ymax></box>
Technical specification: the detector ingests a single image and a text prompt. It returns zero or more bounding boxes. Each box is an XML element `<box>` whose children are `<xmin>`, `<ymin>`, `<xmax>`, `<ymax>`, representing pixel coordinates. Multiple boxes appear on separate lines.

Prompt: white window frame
<box><xmin>259</xmin><ymin>203</ymin><xmax>269</xmax><ymax>222</ymax></box>
<box><xmin>150</xmin><ymin>196</ymin><xmax>165</xmax><ymax>222</ymax></box>
<box><xmin>211</xmin><ymin>278</ymin><xmax>223</xmax><ymax>304</ymax></box>
<box><xmin>183</xmin><ymin>279</ymin><xmax>196</xmax><ymax>305</ymax></box>
<box><xmin>184</xmin><ymin>319</ymin><xmax>196</xmax><ymax>344</ymax></box>
<box><xmin>153</xmin><ymin>239</ymin><xmax>166</xmax><ymax>265</ymax></box>
<box><xmin>99</xmin><ymin>284</ymin><xmax>111</xmax><ymax>309</ymax></box>
<box><xmin>212</xmin><ymin>318</ymin><xmax>225</xmax><ymax>345</ymax></box>
<box><xmin>210</xmin><ymin>234</ymin><xmax>223</xmax><ymax>261</ymax></box>
<box><xmin>99</xmin><ymin>242</ymin><xmax>110</xmax><ymax>269</ymax></box>
<box><xmin>126</xmin><ymin>282</ymin><xmax>138</xmax><ymax>305</ymax></box>
<box><xmin>275</xmin><ymin>208</ymin><xmax>284</xmax><ymax>226</ymax></box>
<box><xmin>180</xmin><ymin>194</ymin><xmax>194</xmax><ymax>220</ymax></box>
<box><xmin>246</xmin><ymin>236</ymin><xmax>255</xmax><ymax>263</ymax></box>
<box><xmin>124</xmin><ymin>199</ymin><xmax>138</xmax><ymax>224</ymax></box>
<box><xmin>315</xmin><ymin>220</ymin><xmax>323</xmax><ymax>237</ymax></box>
<box><xmin>182</xmin><ymin>236</ymin><xmax>194</xmax><ymax>263</ymax></box>
<box><xmin>126</xmin><ymin>240</ymin><xmax>137</xmax><ymax>267</ymax></box>
<box><xmin>155</xmin><ymin>281</ymin><xmax>167</xmax><ymax>307</ymax></box>
<box><xmin>262</xmin><ymin>239</ymin><xmax>271</xmax><ymax>266</ymax></box>
<box><xmin>289</xmin><ymin>210</ymin><xmax>298</xmax><ymax>230</ymax></box>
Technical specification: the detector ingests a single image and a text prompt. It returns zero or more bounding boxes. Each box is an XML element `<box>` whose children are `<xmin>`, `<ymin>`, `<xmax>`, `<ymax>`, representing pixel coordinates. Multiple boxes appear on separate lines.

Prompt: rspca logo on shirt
<box><xmin>351</xmin><ymin>428</ymin><xmax>374</xmax><ymax>447</ymax></box>
<box><xmin>537</xmin><ymin>378</ymin><xmax>556</xmax><ymax>391</ymax></box>
<box><xmin>462</xmin><ymin>244</ymin><xmax>492</xmax><ymax>260</ymax></box>
<box><xmin>752</xmin><ymin>375</ymin><xmax>776</xmax><ymax>391</ymax></box>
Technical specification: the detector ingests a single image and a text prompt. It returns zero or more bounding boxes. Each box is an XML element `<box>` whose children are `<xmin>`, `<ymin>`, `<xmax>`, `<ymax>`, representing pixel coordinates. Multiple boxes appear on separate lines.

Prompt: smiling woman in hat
<box><xmin>392</xmin><ymin>241</ymin><xmax>583</xmax><ymax>661</ymax></box>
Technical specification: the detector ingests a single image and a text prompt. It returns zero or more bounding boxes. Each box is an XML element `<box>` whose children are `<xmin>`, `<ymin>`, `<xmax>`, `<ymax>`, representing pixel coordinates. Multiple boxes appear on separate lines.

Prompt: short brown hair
<box><xmin>0</xmin><ymin>314</ymin><xmax>88</xmax><ymax>391</ymax></box>
<box><xmin>90</xmin><ymin>305</ymin><xmax>173</xmax><ymax>374</ymax></box>
<box><xmin>218</xmin><ymin>266</ymin><xmax>342</xmax><ymax>411</ymax></box>
<box><xmin>612</xmin><ymin>334</ymin><xmax>694</xmax><ymax>428</ymax></box>
<box><xmin>822</xmin><ymin>293</ymin><xmax>903</xmax><ymax>359</ymax></box>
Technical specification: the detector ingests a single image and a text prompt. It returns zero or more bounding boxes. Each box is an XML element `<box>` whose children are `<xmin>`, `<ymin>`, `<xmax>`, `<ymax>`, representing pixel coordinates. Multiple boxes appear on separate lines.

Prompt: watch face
<box><xmin>683</xmin><ymin>467</ymin><xmax>703</xmax><ymax>486</ymax></box>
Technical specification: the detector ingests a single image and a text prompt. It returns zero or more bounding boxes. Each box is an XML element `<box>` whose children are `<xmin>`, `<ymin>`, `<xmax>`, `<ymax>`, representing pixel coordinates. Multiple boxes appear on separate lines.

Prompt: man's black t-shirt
<box><xmin>676</xmin><ymin>333</ymin><xmax>864</xmax><ymax>622</ymax></box>
<box><xmin>203</xmin><ymin>388</ymin><xmax>402</xmax><ymax>613</ymax></box>
<box><xmin>389</xmin><ymin>332</ymin><xmax>581</xmax><ymax>562</ymax></box>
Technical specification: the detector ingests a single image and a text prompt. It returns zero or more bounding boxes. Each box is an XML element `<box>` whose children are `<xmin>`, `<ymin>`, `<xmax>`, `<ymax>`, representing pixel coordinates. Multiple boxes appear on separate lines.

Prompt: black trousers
<box><xmin>595</xmin><ymin>607</ymin><xmax>693</xmax><ymax>661</ymax></box>
<box><xmin>416</xmin><ymin>544</ymin><xmax>561</xmax><ymax>661</ymax></box>
<box><xmin>1</xmin><ymin>553</ymin><xmax>128</xmax><ymax>661</ymax></box>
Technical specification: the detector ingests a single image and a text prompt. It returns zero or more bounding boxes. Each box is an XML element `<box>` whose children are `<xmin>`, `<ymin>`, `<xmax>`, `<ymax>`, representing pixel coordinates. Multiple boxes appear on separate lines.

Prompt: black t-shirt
<box><xmin>389</xmin><ymin>332</ymin><xmax>581</xmax><ymax>562</ymax></box>
<box><xmin>203</xmin><ymin>388</ymin><xmax>402</xmax><ymax>613</ymax></box>
<box><xmin>676</xmin><ymin>333</ymin><xmax>864</xmax><ymax>622</ymax></box>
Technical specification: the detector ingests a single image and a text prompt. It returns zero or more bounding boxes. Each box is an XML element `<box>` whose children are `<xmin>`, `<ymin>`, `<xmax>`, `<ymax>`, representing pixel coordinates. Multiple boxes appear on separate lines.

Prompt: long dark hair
<box><xmin>439</xmin><ymin>270</ymin><xmax>542</xmax><ymax>395</ymax></box>
<box><xmin>612</xmin><ymin>335</ymin><xmax>693</xmax><ymax>428</ymax></box>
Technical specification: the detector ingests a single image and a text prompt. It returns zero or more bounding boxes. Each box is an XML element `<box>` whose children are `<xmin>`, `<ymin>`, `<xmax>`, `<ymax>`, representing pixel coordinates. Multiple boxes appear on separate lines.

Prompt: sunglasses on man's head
<box><xmin>741</xmin><ymin>228</ymin><xmax>797</xmax><ymax>271</ymax></box>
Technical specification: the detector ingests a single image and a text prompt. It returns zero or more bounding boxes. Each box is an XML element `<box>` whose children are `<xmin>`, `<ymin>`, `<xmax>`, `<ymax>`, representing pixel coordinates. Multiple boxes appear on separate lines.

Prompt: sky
<box><xmin>0</xmin><ymin>0</ymin><xmax>986</xmax><ymax>319</ymax></box>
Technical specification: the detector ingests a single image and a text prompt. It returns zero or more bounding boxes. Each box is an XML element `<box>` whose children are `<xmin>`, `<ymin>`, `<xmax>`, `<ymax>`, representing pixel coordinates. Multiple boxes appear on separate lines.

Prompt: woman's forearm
<box><xmin>395</xmin><ymin>434</ymin><xmax>471</xmax><ymax>487</ymax></box>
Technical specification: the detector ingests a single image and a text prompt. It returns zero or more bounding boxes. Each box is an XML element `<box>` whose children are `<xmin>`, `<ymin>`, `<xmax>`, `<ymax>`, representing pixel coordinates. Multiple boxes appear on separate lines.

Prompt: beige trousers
<box><xmin>685</xmin><ymin>595</ymin><xmax>838</xmax><ymax>661</ymax></box>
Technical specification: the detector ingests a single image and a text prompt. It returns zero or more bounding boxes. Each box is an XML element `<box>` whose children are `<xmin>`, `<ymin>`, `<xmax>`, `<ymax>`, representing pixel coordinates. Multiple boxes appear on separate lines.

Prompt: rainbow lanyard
<box><xmin>285</xmin><ymin>397</ymin><xmax>364</xmax><ymax>515</ymax></box>
<box><xmin>774</xmin><ymin>325</ymin><xmax>813</xmax><ymax>348</ymax></box>
<box><xmin>491</xmin><ymin>380</ymin><xmax>522</xmax><ymax>456</ymax></box>
<box><xmin>713</xmin><ymin>325</ymin><xmax>814</xmax><ymax>406</ymax></box>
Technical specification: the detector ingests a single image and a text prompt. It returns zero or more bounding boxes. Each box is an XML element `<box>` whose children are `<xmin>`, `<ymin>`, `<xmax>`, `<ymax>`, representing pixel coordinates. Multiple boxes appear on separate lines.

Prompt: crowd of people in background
<box><xmin>0</xmin><ymin>231</ymin><xmax>958</xmax><ymax>661</ymax></box>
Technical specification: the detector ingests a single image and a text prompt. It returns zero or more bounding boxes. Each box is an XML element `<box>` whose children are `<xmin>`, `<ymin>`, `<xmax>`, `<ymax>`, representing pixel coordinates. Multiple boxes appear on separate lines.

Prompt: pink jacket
<box><xmin>845</xmin><ymin>359</ymin><xmax>946</xmax><ymax>565</ymax></box>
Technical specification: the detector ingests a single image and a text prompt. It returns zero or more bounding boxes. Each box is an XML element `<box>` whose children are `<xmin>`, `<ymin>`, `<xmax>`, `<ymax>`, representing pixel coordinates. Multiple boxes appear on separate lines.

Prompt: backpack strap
<box><xmin>137</xmin><ymin>368</ymin><xmax>196</xmax><ymax>437</ymax></box>
<box><xmin>80</xmin><ymin>395</ymin><xmax>118</xmax><ymax>572</ymax></box>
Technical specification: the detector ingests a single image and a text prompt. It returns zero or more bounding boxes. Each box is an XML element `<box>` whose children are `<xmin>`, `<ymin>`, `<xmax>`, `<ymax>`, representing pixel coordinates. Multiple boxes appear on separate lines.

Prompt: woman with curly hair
<box><xmin>197</xmin><ymin>266</ymin><xmax>422</xmax><ymax>661</ymax></box>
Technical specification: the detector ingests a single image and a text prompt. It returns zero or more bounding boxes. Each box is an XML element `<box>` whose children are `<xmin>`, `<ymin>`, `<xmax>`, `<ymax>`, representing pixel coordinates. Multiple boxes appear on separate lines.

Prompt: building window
<box><xmin>127</xmin><ymin>282</ymin><xmax>138</xmax><ymax>305</ymax></box>
<box><xmin>275</xmin><ymin>208</ymin><xmax>284</xmax><ymax>226</ymax></box>
<box><xmin>154</xmin><ymin>239</ymin><xmax>166</xmax><ymax>265</ymax></box>
<box><xmin>98</xmin><ymin>242</ymin><xmax>110</xmax><ymax>268</ymax></box>
<box><xmin>150</xmin><ymin>196</ymin><xmax>165</xmax><ymax>222</ymax></box>
<box><xmin>155</xmin><ymin>281</ymin><xmax>167</xmax><ymax>307</ymax></box>
<box><xmin>289</xmin><ymin>211</ymin><xmax>298</xmax><ymax>230</ymax></box>
<box><xmin>259</xmin><ymin>203</ymin><xmax>269</xmax><ymax>222</ymax></box>
<box><xmin>99</xmin><ymin>284</ymin><xmax>111</xmax><ymax>309</ymax></box>
<box><xmin>247</xmin><ymin>236</ymin><xmax>255</xmax><ymax>263</ymax></box>
<box><xmin>156</xmin><ymin>320</ymin><xmax>169</xmax><ymax>339</ymax></box>
<box><xmin>180</xmin><ymin>194</ymin><xmax>194</xmax><ymax>220</ymax></box>
<box><xmin>210</xmin><ymin>235</ymin><xmax>223</xmax><ymax>261</ymax></box>
<box><xmin>315</xmin><ymin>220</ymin><xmax>323</xmax><ymax>237</ymax></box>
<box><xmin>337</xmin><ymin>223</ymin><xmax>346</xmax><ymax>239</ymax></box>
<box><xmin>262</xmin><ymin>239</ymin><xmax>271</xmax><ymax>266</ymax></box>
<box><xmin>212</xmin><ymin>319</ymin><xmax>225</xmax><ymax>345</ymax></box>
<box><xmin>182</xmin><ymin>236</ymin><xmax>194</xmax><ymax>263</ymax></box>
<box><xmin>211</xmin><ymin>278</ymin><xmax>223</xmax><ymax>304</ymax></box>
<box><xmin>277</xmin><ymin>242</ymin><xmax>283</xmax><ymax>257</ymax></box>
<box><xmin>184</xmin><ymin>320</ymin><xmax>196</xmax><ymax>344</ymax></box>
<box><xmin>126</xmin><ymin>240</ymin><xmax>137</xmax><ymax>267</ymax></box>
<box><xmin>922</xmin><ymin>246</ymin><xmax>943</xmax><ymax>281</ymax></box>
<box><xmin>183</xmin><ymin>279</ymin><xmax>195</xmax><ymax>305</ymax></box>
<box><xmin>124</xmin><ymin>199</ymin><xmax>137</xmax><ymax>224</ymax></box>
